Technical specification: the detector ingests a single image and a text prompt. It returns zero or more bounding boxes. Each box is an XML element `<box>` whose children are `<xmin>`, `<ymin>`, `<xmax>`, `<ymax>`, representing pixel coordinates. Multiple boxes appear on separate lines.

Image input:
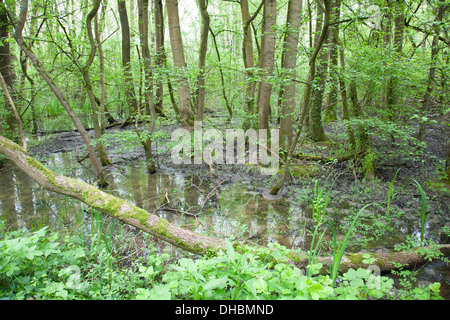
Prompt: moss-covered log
<box><xmin>294</xmin><ymin>245</ymin><xmax>450</xmax><ymax>274</ymax></box>
<box><xmin>294</xmin><ymin>149</ymin><xmax>365</xmax><ymax>164</ymax></box>
<box><xmin>0</xmin><ymin>136</ymin><xmax>225</xmax><ymax>255</ymax></box>
<box><xmin>1</xmin><ymin>135</ymin><xmax>449</xmax><ymax>274</ymax></box>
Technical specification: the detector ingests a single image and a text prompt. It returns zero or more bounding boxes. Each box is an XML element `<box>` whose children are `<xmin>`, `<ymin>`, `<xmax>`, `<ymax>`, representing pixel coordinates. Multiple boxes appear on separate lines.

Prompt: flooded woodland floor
<box><xmin>1</xmin><ymin>116</ymin><xmax>449</xmax><ymax>298</ymax></box>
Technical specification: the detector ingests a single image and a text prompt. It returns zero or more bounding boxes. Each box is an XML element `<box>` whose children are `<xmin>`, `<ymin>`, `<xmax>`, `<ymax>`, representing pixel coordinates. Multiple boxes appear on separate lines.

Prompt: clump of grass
<box><xmin>386</xmin><ymin>168</ymin><xmax>401</xmax><ymax>215</ymax></box>
<box><xmin>330</xmin><ymin>204</ymin><xmax>372</xmax><ymax>285</ymax></box>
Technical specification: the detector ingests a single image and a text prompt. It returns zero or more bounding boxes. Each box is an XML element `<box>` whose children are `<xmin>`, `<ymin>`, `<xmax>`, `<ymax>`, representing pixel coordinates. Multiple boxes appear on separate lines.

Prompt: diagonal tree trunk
<box><xmin>2</xmin><ymin>135</ymin><xmax>449</xmax><ymax>273</ymax></box>
<box><xmin>11</xmin><ymin>0</ymin><xmax>106</xmax><ymax>185</ymax></box>
<box><xmin>0</xmin><ymin>135</ymin><xmax>225</xmax><ymax>254</ymax></box>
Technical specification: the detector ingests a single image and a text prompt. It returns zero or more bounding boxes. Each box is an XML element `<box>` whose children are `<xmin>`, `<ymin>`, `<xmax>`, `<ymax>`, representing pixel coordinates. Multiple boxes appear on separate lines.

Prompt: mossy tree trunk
<box><xmin>2</xmin><ymin>135</ymin><xmax>450</xmax><ymax>272</ymax></box>
<box><xmin>0</xmin><ymin>0</ymin><xmax>19</xmax><ymax>143</ymax></box>
<box><xmin>0</xmin><ymin>136</ymin><xmax>225</xmax><ymax>254</ymax></box>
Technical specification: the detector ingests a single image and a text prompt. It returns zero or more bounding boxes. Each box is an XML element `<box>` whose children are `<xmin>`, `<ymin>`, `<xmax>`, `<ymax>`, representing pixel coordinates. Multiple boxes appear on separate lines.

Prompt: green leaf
<box><xmin>203</xmin><ymin>276</ymin><xmax>229</xmax><ymax>291</ymax></box>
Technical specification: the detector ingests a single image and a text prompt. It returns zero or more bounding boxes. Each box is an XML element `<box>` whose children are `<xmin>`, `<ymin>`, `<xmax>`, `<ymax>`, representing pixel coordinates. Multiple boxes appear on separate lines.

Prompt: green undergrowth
<box><xmin>0</xmin><ymin>219</ymin><xmax>443</xmax><ymax>300</ymax></box>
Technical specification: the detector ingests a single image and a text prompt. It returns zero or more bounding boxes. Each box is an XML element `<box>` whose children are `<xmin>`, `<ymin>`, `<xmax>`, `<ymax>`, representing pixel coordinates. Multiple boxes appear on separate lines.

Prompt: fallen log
<box><xmin>294</xmin><ymin>149</ymin><xmax>365</xmax><ymax>164</ymax></box>
<box><xmin>294</xmin><ymin>245</ymin><xmax>450</xmax><ymax>274</ymax></box>
<box><xmin>1</xmin><ymin>135</ymin><xmax>449</xmax><ymax>274</ymax></box>
<box><xmin>0</xmin><ymin>136</ymin><xmax>225</xmax><ymax>255</ymax></box>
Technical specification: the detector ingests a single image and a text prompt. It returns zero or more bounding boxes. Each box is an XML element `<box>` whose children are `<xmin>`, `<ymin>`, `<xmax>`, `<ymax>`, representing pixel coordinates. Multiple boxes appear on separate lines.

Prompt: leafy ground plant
<box><xmin>0</xmin><ymin>222</ymin><xmax>444</xmax><ymax>300</ymax></box>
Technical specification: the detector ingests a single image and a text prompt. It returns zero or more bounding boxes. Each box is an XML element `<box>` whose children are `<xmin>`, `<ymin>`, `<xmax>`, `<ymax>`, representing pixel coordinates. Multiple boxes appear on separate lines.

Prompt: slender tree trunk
<box><xmin>138</xmin><ymin>0</ymin><xmax>156</xmax><ymax>173</ymax></box>
<box><xmin>118</xmin><ymin>0</ymin><xmax>139</xmax><ymax>119</ymax></box>
<box><xmin>309</xmin><ymin>0</ymin><xmax>328</xmax><ymax>142</ymax></box>
<box><xmin>195</xmin><ymin>0</ymin><xmax>210</xmax><ymax>122</ymax></box>
<box><xmin>324</xmin><ymin>0</ymin><xmax>339</xmax><ymax>124</ymax></box>
<box><xmin>83</xmin><ymin>0</ymin><xmax>110</xmax><ymax>166</ymax></box>
<box><xmin>381</xmin><ymin>1</ymin><xmax>392</xmax><ymax>108</ymax></box>
<box><xmin>336</xmin><ymin>37</ymin><xmax>356</xmax><ymax>150</ymax></box>
<box><xmin>209</xmin><ymin>27</ymin><xmax>232</xmax><ymax>116</ymax></box>
<box><xmin>349</xmin><ymin>79</ymin><xmax>374</xmax><ymax>179</ymax></box>
<box><xmin>94</xmin><ymin>2</ymin><xmax>115</xmax><ymax>127</ymax></box>
<box><xmin>18</xmin><ymin>1</ymin><xmax>40</xmax><ymax>134</ymax></box>
<box><xmin>270</xmin><ymin>0</ymin><xmax>330</xmax><ymax>195</ymax></box>
<box><xmin>385</xmin><ymin>0</ymin><xmax>404</xmax><ymax>128</ymax></box>
<box><xmin>166</xmin><ymin>0</ymin><xmax>194</xmax><ymax>130</ymax></box>
<box><xmin>257</xmin><ymin>0</ymin><xmax>276</xmax><ymax>131</ymax></box>
<box><xmin>20</xmin><ymin>50</ymin><xmax>38</xmax><ymax>134</ymax></box>
<box><xmin>279</xmin><ymin>0</ymin><xmax>302</xmax><ymax>156</ymax></box>
<box><xmin>12</xmin><ymin>0</ymin><xmax>106</xmax><ymax>185</ymax></box>
<box><xmin>418</xmin><ymin>2</ymin><xmax>447</xmax><ymax>141</ymax></box>
<box><xmin>154</xmin><ymin>0</ymin><xmax>165</xmax><ymax>115</ymax></box>
<box><xmin>240</xmin><ymin>0</ymin><xmax>264</xmax><ymax>130</ymax></box>
<box><xmin>0</xmin><ymin>73</ymin><xmax>26</xmax><ymax>151</ymax></box>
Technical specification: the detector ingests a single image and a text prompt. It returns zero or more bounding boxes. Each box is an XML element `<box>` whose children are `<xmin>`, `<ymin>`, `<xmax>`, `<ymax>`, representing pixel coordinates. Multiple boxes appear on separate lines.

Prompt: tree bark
<box><xmin>335</xmin><ymin>33</ymin><xmax>356</xmax><ymax>151</ymax></box>
<box><xmin>195</xmin><ymin>0</ymin><xmax>210</xmax><ymax>122</ymax></box>
<box><xmin>279</xmin><ymin>0</ymin><xmax>302</xmax><ymax>157</ymax></box>
<box><xmin>323</xmin><ymin>0</ymin><xmax>339</xmax><ymax>123</ymax></box>
<box><xmin>270</xmin><ymin>0</ymin><xmax>330</xmax><ymax>196</ymax></box>
<box><xmin>209</xmin><ymin>27</ymin><xmax>232</xmax><ymax>116</ymax></box>
<box><xmin>295</xmin><ymin>244</ymin><xmax>450</xmax><ymax>275</ymax></box>
<box><xmin>94</xmin><ymin>2</ymin><xmax>115</xmax><ymax>127</ymax></box>
<box><xmin>257</xmin><ymin>0</ymin><xmax>276</xmax><ymax>131</ymax></box>
<box><xmin>138</xmin><ymin>0</ymin><xmax>156</xmax><ymax>174</ymax></box>
<box><xmin>154</xmin><ymin>0</ymin><xmax>165</xmax><ymax>115</ymax></box>
<box><xmin>240</xmin><ymin>0</ymin><xmax>264</xmax><ymax>129</ymax></box>
<box><xmin>83</xmin><ymin>0</ymin><xmax>111</xmax><ymax>166</ymax></box>
<box><xmin>0</xmin><ymin>72</ymin><xmax>26</xmax><ymax>151</ymax></box>
<box><xmin>309</xmin><ymin>0</ymin><xmax>328</xmax><ymax>142</ymax></box>
<box><xmin>166</xmin><ymin>0</ymin><xmax>195</xmax><ymax>130</ymax></box>
<box><xmin>118</xmin><ymin>0</ymin><xmax>139</xmax><ymax>119</ymax></box>
<box><xmin>418</xmin><ymin>2</ymin><xmax>448</xmax><ymax>141</ymax></box>
<box><xmin>0</xmin><ymin>0</ymin><xmax>19</xmax><ymax>141</ymax></box>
